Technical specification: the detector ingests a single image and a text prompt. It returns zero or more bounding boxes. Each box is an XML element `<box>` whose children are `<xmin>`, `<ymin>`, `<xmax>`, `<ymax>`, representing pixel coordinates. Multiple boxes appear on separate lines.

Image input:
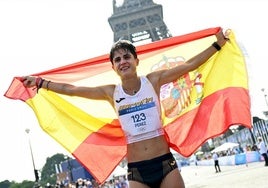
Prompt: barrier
<box><xmin>197</xmin><ymin>151</ymin><xmax>261</xmax><ymax>166</ymax></box>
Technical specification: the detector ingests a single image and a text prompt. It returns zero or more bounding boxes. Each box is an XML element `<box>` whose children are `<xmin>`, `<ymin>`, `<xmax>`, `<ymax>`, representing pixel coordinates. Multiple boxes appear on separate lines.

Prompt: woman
<box><xmin>23</xmin><ymin>29</ymin><xmax>228</xmax><ymax>188</ymax></box>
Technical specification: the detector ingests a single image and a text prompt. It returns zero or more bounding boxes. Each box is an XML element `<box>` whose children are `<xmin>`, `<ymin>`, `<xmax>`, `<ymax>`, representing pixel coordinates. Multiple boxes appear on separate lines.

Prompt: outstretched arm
<box><xmin>22</xmin><ymin>76</ymin><xmax>115</xmax><ymax>101</ymax></box>
<box><xmin>148</xmin><ymin>29</ymin><xmax>229</xmax><ymax>90</ymax></box>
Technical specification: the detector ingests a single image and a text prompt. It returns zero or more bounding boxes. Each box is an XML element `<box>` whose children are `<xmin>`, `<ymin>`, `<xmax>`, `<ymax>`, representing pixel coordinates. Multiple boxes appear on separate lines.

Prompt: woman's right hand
<box><xmin>22</xmin><ymin>76</ymin><xmax>39</xmax><ymax>87</ymax></box>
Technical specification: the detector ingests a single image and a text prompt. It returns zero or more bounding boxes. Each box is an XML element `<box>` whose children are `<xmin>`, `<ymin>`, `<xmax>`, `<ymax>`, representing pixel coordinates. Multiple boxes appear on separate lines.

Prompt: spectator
<box><xmin>257</xmin><ymin>137</ymin><xmax>268</xmax><ymax>166</ymax></box>
<box><xmin>212</xmin><ymin>152</ymin><xmax>221</xmax><ymax>173</ymax></box>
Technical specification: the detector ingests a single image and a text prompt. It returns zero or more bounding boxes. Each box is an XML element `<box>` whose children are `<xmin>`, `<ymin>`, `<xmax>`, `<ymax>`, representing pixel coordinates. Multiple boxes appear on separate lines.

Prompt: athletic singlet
<box><xmin>113</xmin><ymin>76</ymin><xmax>164</xmax><ymax>144</ymax></box>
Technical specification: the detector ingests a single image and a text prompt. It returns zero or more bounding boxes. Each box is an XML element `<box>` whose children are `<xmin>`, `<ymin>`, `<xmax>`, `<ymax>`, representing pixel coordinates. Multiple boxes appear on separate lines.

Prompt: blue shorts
<box><xmin>127</xmin><ymin>152</ymin><xmax>178</xmax><ymax>188</ymax></box>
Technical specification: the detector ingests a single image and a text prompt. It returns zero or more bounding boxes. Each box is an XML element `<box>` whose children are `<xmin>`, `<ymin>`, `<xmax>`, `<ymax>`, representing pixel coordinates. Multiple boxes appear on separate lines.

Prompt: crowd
<box><xmin>50</xmin><ymin>175</ymin><xmax>128</xmax><ymax>188</ymax></box>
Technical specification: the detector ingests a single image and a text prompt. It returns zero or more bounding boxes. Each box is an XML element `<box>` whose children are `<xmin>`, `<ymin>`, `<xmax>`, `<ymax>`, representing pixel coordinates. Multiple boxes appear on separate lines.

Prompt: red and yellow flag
<box><xmin>4</xmin><ymin>27</ymin><xmax>251</xmax><ymax>183</ymax></box>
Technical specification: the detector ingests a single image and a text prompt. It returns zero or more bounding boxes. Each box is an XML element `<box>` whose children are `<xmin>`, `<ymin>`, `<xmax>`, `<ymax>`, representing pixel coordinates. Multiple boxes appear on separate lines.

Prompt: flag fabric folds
<box><xmin>4</xmin><ymin>27</ymin><xmax>251</xmax><ymax>183</ymax></box>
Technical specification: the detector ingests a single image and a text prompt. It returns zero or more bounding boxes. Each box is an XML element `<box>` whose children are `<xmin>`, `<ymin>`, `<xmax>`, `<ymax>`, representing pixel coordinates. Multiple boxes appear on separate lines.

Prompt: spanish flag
<box><xmin>4</xmin><ymin>27</ymin><xmax>251</xmax><ymax>183</ymax></box>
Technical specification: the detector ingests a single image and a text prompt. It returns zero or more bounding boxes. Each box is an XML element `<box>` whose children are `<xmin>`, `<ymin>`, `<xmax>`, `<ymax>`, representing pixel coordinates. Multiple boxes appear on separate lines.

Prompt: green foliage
<box><xmin>0</xmin><ymin>180</ymin><xmax>13</xmax><ymax>188</ymax></box>
<box><xmin>39</xmin><ymin>153</ymin><xmax>66</xmax><ymax>186</ymax></box>
<box><xmin>9</xmin><ymin>180</ymin><xmax>35</xmax><ymax>188</ymax></box>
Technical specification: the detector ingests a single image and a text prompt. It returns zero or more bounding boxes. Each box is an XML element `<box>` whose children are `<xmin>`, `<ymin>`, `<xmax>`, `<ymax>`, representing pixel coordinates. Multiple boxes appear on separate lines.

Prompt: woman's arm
<box><xmin>22</xmin><ymin>76</ymin><xmax>115</xmax><ymax>101</ymax></box>
<box><xmin>148</xmin><ymin>29</ymin><xmax>229</xmax><ymax>89</ymax></box>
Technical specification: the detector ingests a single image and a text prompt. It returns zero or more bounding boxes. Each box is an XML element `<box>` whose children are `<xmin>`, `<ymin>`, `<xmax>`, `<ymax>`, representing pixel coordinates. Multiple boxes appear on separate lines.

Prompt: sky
<box><xmin>1</xmin><ymin>0</ymin><xmax>268</xmax><ymax>183</ymax></box>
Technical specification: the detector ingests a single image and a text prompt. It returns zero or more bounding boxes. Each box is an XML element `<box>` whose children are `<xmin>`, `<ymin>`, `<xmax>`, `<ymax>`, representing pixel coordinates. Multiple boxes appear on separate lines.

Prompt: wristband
<box><xmin>35</xmin><ymin>77</ymin><xmax>42</xmax><ymax>87</ymax></box>
<box><xmin>46</xmin><ymin>81</ymin><xmax>51</xmax><ymax>90</ymax></box>
<box><xmin>37</xmin><ymin>78</ymin><xmax>44</xmax><ymax>93</ymax></box>
<box><xmin>212</xmin><ymin>42</ymin><xmax>221</xmax><ymax>51</ymax></box>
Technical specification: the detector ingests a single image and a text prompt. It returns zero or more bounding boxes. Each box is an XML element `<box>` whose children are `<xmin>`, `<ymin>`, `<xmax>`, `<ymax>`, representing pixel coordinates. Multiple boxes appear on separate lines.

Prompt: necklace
<box><xmin>123</xmin><ymin>87</ymin><xmax>138</xmax><ymax>95</ymax></box>
<box><xmin>122</xmin><ymin>78</ymin><xmax>140</xmax><ymax>95</ymax></box>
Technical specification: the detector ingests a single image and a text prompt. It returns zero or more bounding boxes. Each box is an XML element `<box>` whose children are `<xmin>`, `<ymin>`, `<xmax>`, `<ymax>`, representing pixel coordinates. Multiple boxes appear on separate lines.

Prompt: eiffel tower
<box><xmin>108</xmin><ymin>0</ymin><xmax>172</xmax><ymax>44</ymax></box>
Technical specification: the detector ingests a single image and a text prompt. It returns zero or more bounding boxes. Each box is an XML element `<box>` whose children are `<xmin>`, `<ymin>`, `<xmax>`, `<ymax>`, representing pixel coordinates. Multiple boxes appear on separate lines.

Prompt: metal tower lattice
<box><xmin>108</xmin><ymin>0</ymin><xmax>172</xmax><ymax>44</ymax></box>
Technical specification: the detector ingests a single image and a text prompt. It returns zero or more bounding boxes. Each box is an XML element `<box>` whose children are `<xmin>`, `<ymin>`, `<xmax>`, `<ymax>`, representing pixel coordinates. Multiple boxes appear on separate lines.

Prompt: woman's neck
<box><xmin>122</xmin><ymin>76</ymin><xmax>141</xmax><ymax>95</ymax></box>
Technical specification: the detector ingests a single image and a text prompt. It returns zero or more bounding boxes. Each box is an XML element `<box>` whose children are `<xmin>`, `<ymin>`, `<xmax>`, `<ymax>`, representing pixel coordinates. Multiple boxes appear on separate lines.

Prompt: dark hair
<box><xmin>109</xmin><ymin>40</ymin><xmax>137</xmax><ymax>64</ymax></box>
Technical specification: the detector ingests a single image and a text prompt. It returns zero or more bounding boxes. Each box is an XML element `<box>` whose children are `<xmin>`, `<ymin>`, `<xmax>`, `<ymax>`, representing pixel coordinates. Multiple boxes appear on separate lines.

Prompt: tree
<box><xmin>9</xmin><ymin>180</ymin><xmax>35</xmax><ymax>188</ymax></box>
<box><xmin>0</xmin><ymin>180</ymin><xmax>12</xmax><ymax>188</ymax></box>
<box><xmin>39</xmin><ymin>153</ymin><xmax>66</xmax><ymax>186</ymax></box>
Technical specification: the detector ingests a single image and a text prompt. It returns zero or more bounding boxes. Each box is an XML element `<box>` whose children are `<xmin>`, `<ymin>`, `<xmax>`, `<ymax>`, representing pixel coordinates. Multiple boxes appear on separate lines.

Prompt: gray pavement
<box><xmin>181</xmin><ymin>162</ymin><xmax>268</xmax><ymax>188</ymax></box>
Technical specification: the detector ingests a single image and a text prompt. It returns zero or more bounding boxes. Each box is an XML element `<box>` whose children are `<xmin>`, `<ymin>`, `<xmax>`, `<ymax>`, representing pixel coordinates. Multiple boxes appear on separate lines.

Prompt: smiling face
<box><xmin>112</xmin><ymin>48</ymin><xmax>139</xmax><ymax>78</ymax></box>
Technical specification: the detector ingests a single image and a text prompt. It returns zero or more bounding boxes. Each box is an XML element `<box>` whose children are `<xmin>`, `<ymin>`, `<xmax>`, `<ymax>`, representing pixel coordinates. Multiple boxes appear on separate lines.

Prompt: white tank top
<box><xmin>113</xmin><ymin>76</ymin><xmax>164</xmax><ymax>144</ymax></box>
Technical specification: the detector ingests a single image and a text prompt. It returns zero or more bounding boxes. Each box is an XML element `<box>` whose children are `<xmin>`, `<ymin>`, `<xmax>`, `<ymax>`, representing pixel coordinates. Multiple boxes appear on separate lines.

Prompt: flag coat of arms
<box><xmin>4</xmin><ymin>27</ymin><xmax>251</xmax><ymax>183</ymax></box>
